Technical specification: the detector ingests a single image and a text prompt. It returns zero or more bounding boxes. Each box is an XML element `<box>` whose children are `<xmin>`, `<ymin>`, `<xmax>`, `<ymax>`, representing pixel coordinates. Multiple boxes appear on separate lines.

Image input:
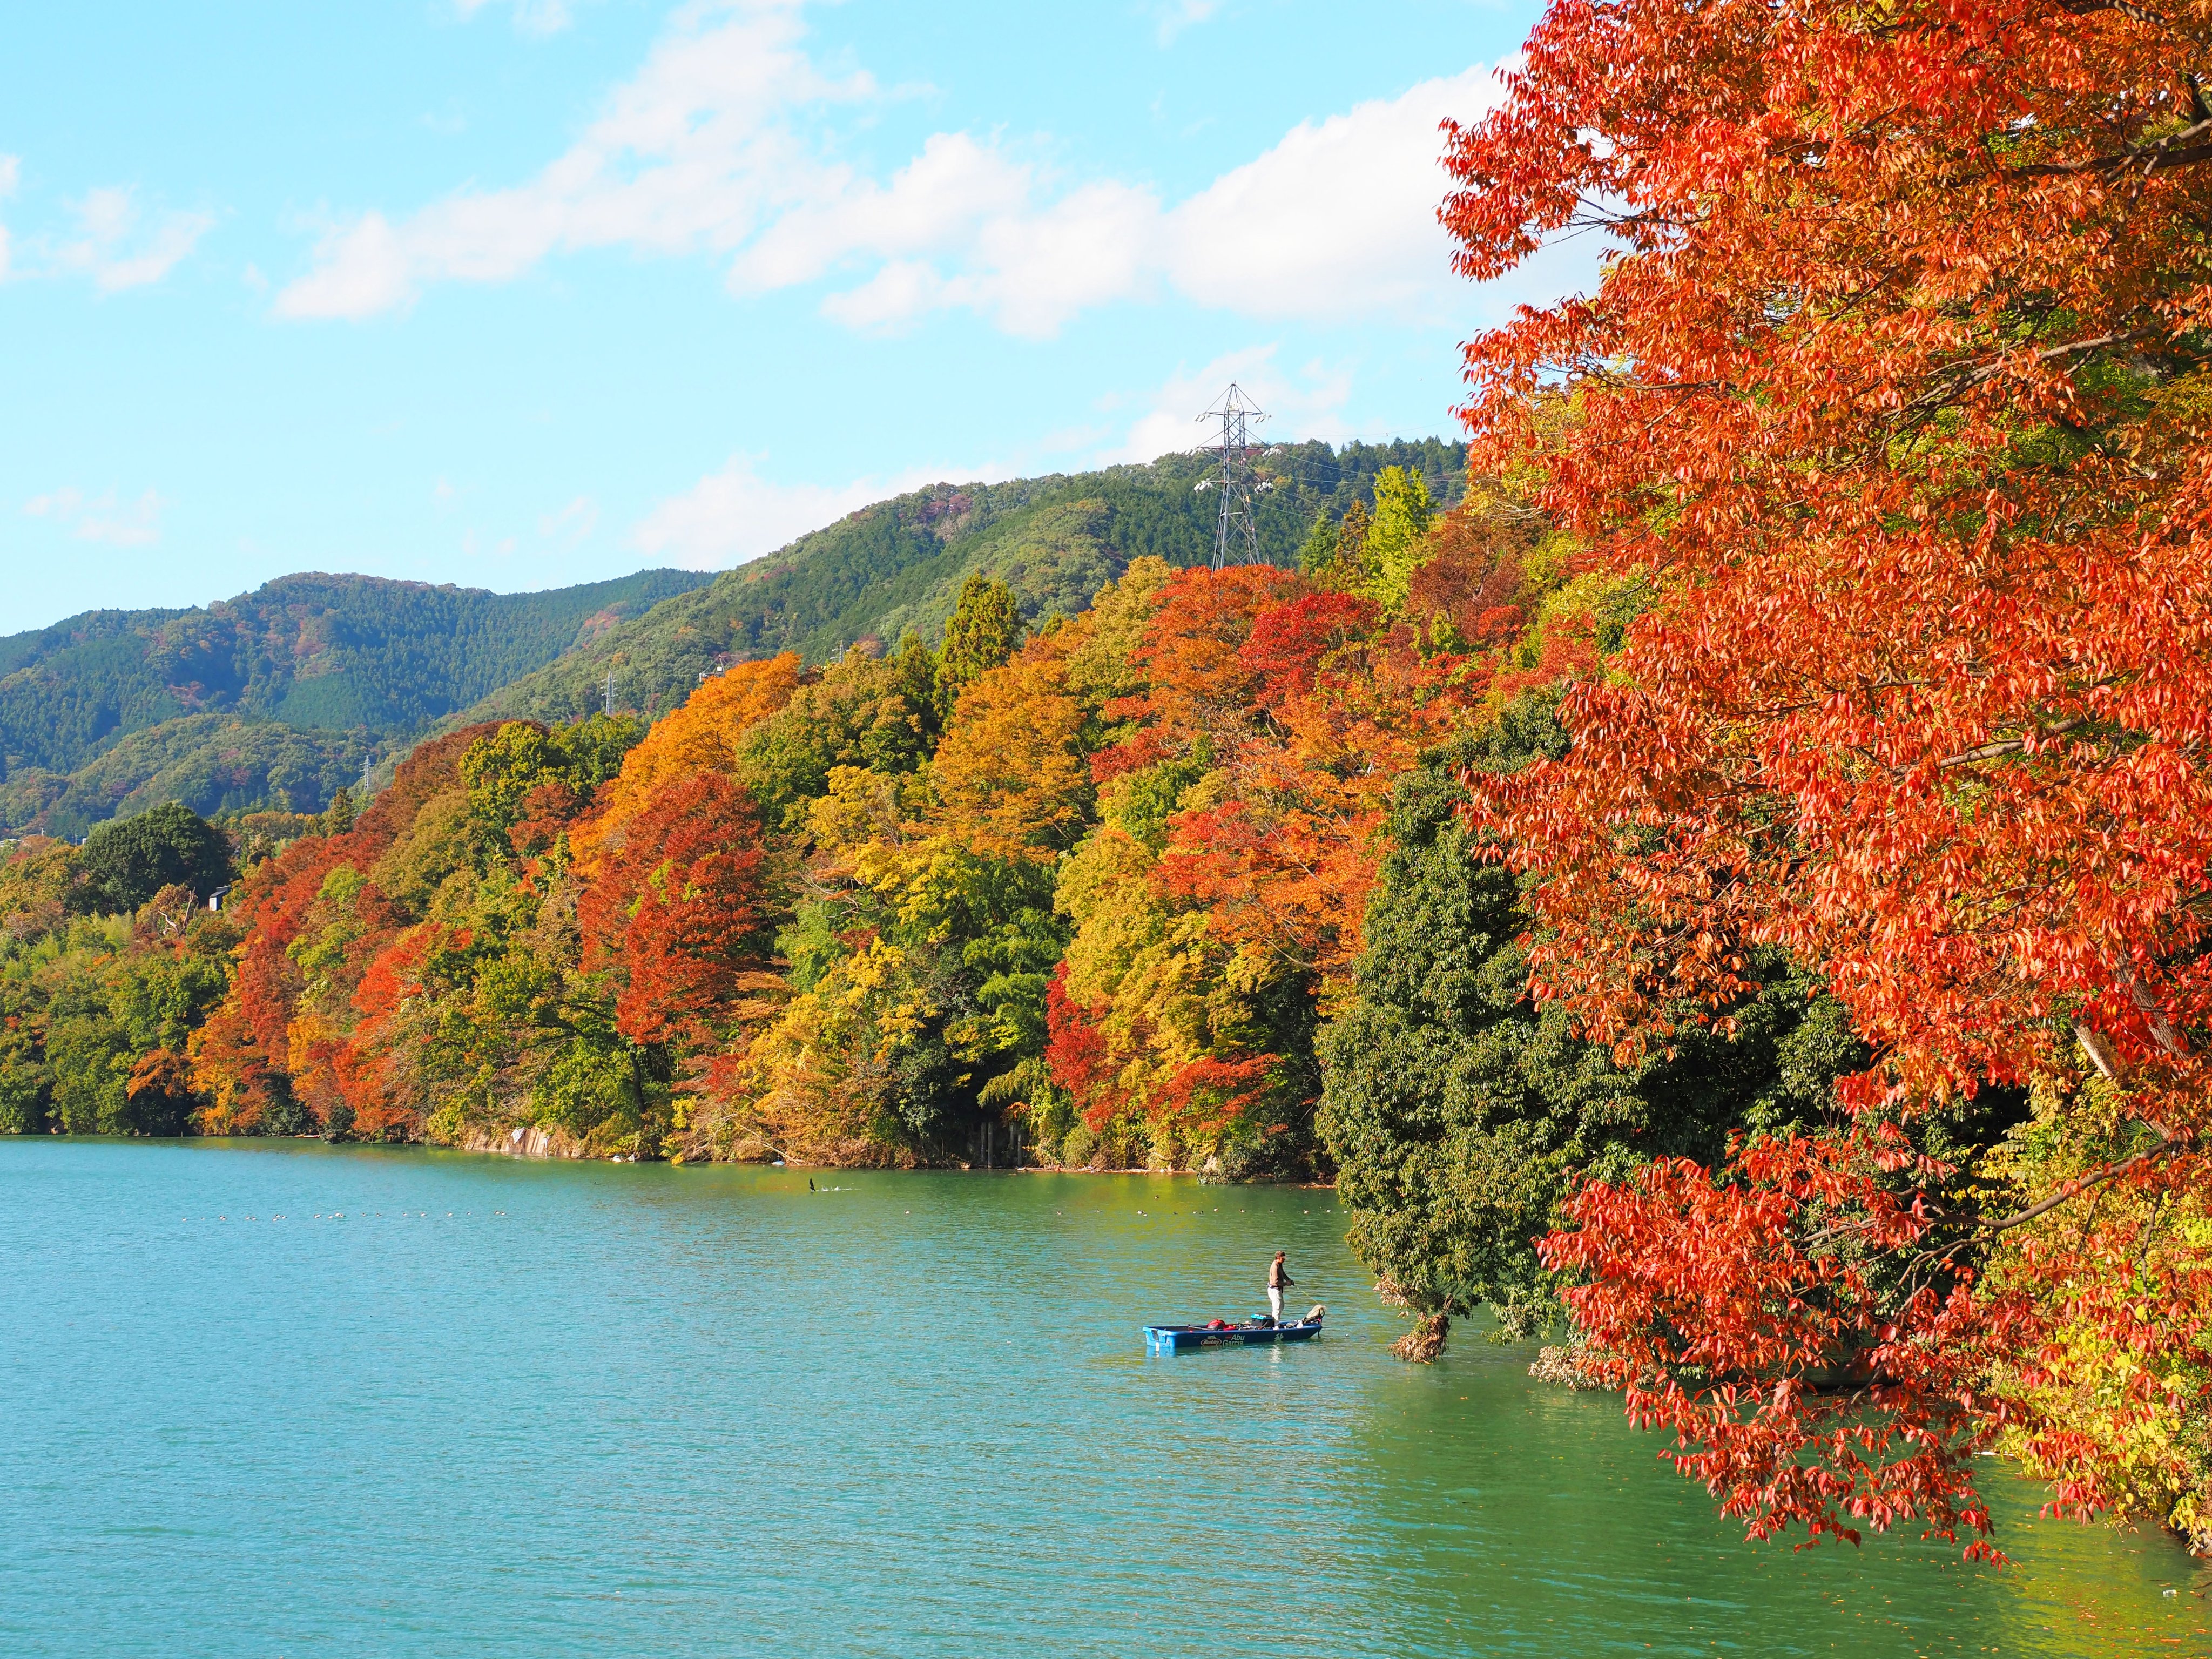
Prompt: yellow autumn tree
<box><xmin>928</xmin><ymin>629</ymin><xmax>1093</xmax><ymax>864</ymax></box>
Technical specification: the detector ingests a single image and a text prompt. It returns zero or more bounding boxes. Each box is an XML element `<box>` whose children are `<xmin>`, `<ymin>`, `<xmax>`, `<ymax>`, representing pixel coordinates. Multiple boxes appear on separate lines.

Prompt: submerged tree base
<box><xmin>1392</xmin><ymin>1312</ymin><xmax>1449</xmax><ymax>1363</ymax></box>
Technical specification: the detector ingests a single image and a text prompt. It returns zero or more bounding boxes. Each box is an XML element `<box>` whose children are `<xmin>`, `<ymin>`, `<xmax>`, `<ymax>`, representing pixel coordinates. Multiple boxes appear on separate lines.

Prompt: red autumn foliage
<box><xmin>1237</xmin><ymin>592</ymin><xmax>1379</xmax><ymax>709</ymax></box>
<box><xmin>578</xmin><ymin>771</ymin><xmax>774</xmax><ymax>1049</ymax></box>
<box><xmin>1043</xmin><ymin>963</ymin><xmax>1123</xmax><ymax>1129</ymax></box>
<box><xmin>1092</xmin><ymin>564</ymin><xmax>1304</xmax><ymax>781</ymax></box>
<box><xmin>190</xmin><ymin>723</ymin><xmax>507</xmax><ymax>1128</ymax></box>
<box><xmin>1539</xmin><ymin>1133</ymin><xmax>2021</xmax><ymax>1550</ymax></box>
<box><xmin>1154</xmin><ymin>1054</ymin><xmax>1279</xmax><ymax>1140</ymax></box>
<box><xmin>1154</xmin><ymin>589</ymin><xmax>1470</xmax><ymax>984</ymax></box>
<box><xmin>509</xmin><ymin>778</ymin><xmax>586</xmax><ymax>862</ymax></box>
<box><xmin>326</xmin><ymin>921</ymin><xmax>444</xmax><ymax>1136</ymax></box>
<box><xmin>1446</xmin><ymin>0</ymin><xmax>2212</xmax><ymax>1553</ymax></box>
<box><xmin>1404</xmin><ymin>500</ymin><xmax>1531</xmax><ymax>648</ymax></box>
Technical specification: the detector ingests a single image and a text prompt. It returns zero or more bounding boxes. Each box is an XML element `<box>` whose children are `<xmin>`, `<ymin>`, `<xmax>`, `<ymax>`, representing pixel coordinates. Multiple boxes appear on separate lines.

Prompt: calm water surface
<box><xmin>2</xmin><ymin>1140</ymin><xmax>2205</xmax><ymax>1657</ymax></box>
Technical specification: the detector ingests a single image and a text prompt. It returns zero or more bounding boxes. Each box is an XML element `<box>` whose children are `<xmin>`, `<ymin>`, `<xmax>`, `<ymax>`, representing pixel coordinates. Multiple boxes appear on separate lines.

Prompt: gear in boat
<box><xmin>1144</xmin><ymin>1304</ymin><xmax>1326</xmax><ymax>1353</ymax></box>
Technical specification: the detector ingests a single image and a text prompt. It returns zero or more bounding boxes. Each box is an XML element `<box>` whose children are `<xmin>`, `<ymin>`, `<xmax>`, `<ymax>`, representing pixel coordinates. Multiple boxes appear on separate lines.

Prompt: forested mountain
<box><xmin>0</xmin><ymin>569</ymin><xmax>711</xmax><ymax>837</ymax></box>
<box><xmin>0</xmin><ymin>568</ymin><xmax>712</xmax><ymax>773</ymax></box>
<box><xmin>457</xmin><ymin>440</ymin><xmax>1466</xmax><ymax>727</ymax></box>
<box><xmin>0</xmin><ymin>717</ymin><xmax>373</xmax><ymax>842</ymax></box>
<box><xmin>0</xmin><ymin>441</ymin><xmax>1461</xmax><ymax>835</ymax></box>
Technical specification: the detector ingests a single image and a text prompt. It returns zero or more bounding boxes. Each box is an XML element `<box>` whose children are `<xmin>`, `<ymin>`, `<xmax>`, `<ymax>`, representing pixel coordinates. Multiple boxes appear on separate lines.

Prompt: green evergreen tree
<box><xmin>1298</xmin><ymin>509</ymin><xmax>1341</xmax><ymax>576</ymax></box>
<box><xmin>934</xmin><ymin>575</ymin><xmax>1024</xmax><ymax>718</ymax></box>
<box><xmin>1316</xmin><ymin>696</ymin><xmax>1863</xmax><ymax>1348</ymax></box>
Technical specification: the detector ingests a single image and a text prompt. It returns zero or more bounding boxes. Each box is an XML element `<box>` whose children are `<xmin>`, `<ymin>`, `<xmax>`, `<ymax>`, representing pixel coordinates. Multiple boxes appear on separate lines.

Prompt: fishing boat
<box><xmin>1144</xmin><ymin>1306</ymin><xmax>1325</xmax><ymax>1354</ymax></box>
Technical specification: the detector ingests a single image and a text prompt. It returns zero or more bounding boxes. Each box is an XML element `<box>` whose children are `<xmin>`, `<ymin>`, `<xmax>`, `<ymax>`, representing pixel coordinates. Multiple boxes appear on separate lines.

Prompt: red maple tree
<box><xmin>578</xmin><ymin>771</ymin><xmax>774</xmax><ymax>1050</ymax></box>
<box><xmin>1446</xmin><ymin>0</ymin><xmax>2212</xmax><ymax>1552</ymax></box>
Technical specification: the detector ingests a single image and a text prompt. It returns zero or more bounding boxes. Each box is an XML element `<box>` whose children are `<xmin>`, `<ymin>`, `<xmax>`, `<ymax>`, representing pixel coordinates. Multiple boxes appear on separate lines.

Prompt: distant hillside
<box><xmin>0</xmin><ymin>568</ymin><xmax>712</xmax><ymax>775</ymax></box>
<box><xmin>0</xmin><ymin>568</ymin><xmax>711</xmax><ymax>837</ymax></box>
<box><xmin>0</xmin><ymin>440</ymin><xmax>1465</xmax><ymax>836</ymax></box>
<box><xmin>461</xmin><ymin>439</ymin><xmax>1466</xmax><ymax>727</ymax></box>
<box><xmin>0</xmin><ymin>716</ymin><xmax>372</xmax><ymax>842</ymax></box>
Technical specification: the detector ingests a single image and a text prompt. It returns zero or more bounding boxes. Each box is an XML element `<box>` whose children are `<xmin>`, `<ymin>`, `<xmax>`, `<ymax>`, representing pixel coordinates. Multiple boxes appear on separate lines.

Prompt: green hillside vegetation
<box><xmin>0</xmin><ymin>441</ymin><xmax>1461</xmax><ymax>837</ymax></box>
<box><xmin>0</xmin><ymin>568</ymin><xmax>713</xmax><ymax>778</ymax></box>
<box><xmin>0</xmin><ymin>716</ymin><xmax>373</xmax><ymax>841</ymax></box>
<box><xmin>0</xmin><ymin>569</ymin><xmax>712</xmax><ymax>837</ymax></box>
<box><xmin>458</xmin><ymin>440</ymin><xmax>1466</xmax><ymax>728</ymax></box>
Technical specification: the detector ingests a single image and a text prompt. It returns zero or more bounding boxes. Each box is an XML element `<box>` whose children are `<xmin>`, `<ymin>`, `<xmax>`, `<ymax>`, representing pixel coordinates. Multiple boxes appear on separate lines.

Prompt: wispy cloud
<box><xmin>25</xmin><ymin>486</ymin><xmax>166</xmax><ymax>547</ymax></box>
<box><xmin>455</xmin><ymin>0</ymin><xmax>576</xmax><ymax>36</ymax></box>
<box><xmin>278</xmin><ymin>2</ymin><xmax>1517</xmax><ymax>336</ymax></box>
<box><xmin>279</xmin><ymin>2</ymin><xmax>871</xmax><ymax>320</ymax></box>
<box><xmin>539</xmin><ymin>495</ymin><xmax>599</xmax><ymax>545</ymax></box>
<box><xmin>50</xmin><ymin>187</ymin><xmax>213</xmax><ymax>292</ymax></box>
<box><xmin>1154</xmin><ymin>1</ymin><xmax>1220</xmax><ymax>46</ymax></box>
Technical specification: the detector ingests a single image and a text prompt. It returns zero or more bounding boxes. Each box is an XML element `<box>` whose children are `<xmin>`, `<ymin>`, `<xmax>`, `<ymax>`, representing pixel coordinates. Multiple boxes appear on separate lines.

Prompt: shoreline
<box><xmin>2</xmin><ymin>1132</ymin><xmax>1338</xmax><ymax>1185</ymax></box>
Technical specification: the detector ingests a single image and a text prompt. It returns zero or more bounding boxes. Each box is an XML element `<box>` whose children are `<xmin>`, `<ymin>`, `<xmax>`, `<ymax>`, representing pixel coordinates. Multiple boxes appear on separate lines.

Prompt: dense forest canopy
<box><xmin>0</xmin><ymin>569</ymin><xmax>711</xmax><ymax>839</ymax></box>
<box><xmin>0</xmin><ymin>569</ymin><xmax>711</xmax><ymax>772</ymax></box>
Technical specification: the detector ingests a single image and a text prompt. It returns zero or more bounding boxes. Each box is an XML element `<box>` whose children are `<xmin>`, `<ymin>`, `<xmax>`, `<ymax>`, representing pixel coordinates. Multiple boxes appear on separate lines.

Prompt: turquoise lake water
<box><xmin>2</xmin><ymin>1139</ymin><xmax>2205</xmax><ymax>1657</ymax></box>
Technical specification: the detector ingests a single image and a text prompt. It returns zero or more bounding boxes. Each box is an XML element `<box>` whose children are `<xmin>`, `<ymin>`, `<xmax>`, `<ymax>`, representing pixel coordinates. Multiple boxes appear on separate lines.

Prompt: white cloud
<box><xmin>278</xmin><ymin>2</ymin><xmax>1522</xmax><ymax>336</ymax></box>
<box><xmin>629</xmin><ymin>454</ymin><xmax>1000</xmax><ymax>569</ymax></box>
<box><xmin>1103</xmin><ymin>346</ymin><xmax>1356</xmax><ymax>466</ymax></box>
<box><xmin>1162</xmin><ymin>68</ymin><xmax>1501</xmax><ymax>319</ymax></box>
<box><xmin>456</xmin><ymin>0</ymin><xmax>574</xmax><ymax>35</ymax></box>
<box><xmin>540</xmin><ymin>495</ymin><xmax>599</xmax><ymax>545</ymax></box>
<box><xmin>1154</xmin><ymin>1</ymin><xmax>1220</xmax><ymax>46</ymax></box>
<box><xmin>25</xmin><ymin>486</ymin><xmax>165</xmax><ymax>547</ymax></box>
<box><xmin>727</xmin><ymin>130</ymin><xmax>1030</xmax><ymax>294</ymax></box>
<box><xmin>737</xmin><ymin>67</ymin><xmax>1504</xmax><ymax>338</ymax></box>
<box><xmin>279</xmin><ymin>2</ymin><xmax>869</xmax><ymax>319</ymax></box>
<box><xmin>50</xmin><ymin>187</ymin><xmax>212</xmax><ymax>292</ymax></box>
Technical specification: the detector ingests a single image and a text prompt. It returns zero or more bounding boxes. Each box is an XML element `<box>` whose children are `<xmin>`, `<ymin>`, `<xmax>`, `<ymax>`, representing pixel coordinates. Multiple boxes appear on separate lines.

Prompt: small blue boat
<box><xmin>1144</xmin><ymin>1307</ymin><xmax>1324</xmax><ymax>1354</ymax></box>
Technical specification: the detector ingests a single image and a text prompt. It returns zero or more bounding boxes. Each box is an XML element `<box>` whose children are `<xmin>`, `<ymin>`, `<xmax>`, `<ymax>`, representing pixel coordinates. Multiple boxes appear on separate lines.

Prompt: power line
<box><xmin>1195</xmin><ymin>383</ymin><xmax>1269</xmax><ymax>570</ymax></box>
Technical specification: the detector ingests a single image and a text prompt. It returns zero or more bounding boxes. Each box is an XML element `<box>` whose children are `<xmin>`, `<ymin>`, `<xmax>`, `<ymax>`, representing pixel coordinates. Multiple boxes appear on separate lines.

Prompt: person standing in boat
<box><xmin>1267</xmin><ymin>1251</ymin><xmax>1296</xmax><ymax>1324</ymax></box>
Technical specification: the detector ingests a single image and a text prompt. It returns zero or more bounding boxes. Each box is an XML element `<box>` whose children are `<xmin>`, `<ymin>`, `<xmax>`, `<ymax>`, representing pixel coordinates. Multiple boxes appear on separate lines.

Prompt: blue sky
<box><xmin>0</xmin><ymin>0</ymin><xmax>1567</xmax><ymax>635</ymax></box>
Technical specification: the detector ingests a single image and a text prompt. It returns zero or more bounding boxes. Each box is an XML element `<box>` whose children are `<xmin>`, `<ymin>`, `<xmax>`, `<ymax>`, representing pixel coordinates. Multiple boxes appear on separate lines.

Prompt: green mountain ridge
<box><xmin>454</xmin><ymin>439</ymin><xmax>1467</xmax><ymax>729</ymax></box>
<box><xmin>0</xmin><ymin>716</ymin><xmax>374</xmax><ymax>847</ymax></box>
<box><xmin>1</xmin><ymin>439</ymin><xmax>1466</xmax><ymax>838</ymax></box>
<box><xmin>0</xmin><ymin>569</ymin><xmax>712</xmax><ymax>838</ymax></box>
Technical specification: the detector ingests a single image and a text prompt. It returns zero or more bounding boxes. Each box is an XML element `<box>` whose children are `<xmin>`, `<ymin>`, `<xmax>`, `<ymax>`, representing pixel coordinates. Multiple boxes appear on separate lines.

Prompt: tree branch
<box><xmin>1981</xmin><ymin>1133</ymin><xmax>2180</xmax><ymax>1232</ymax></box>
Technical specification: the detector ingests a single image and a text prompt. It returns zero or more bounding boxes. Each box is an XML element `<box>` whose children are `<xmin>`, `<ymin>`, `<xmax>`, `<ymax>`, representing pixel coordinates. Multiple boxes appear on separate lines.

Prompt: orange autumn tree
<box><xmin>574</xmin><ymin>652</ymin><xmax>802</xmax><ymax>864</ymax></box>
<box><xmin>190</xmin><ymin>725</ymin><xmax>501</xmax><ymax>1132</ymax></box>
<box><xmin>929</xmin><ymin>628</ymin><xmax>1092</xmax><ymax>864</ymax></box>
<box><xmin>578</xmin><ymin>771</ymin><xmax>777</xmax><ymax>1053</ymax></box>
<box><xmin>1446</xmin><ymin>0</ymin><xmax>2212</xmax><ymax>1552</ymax></box>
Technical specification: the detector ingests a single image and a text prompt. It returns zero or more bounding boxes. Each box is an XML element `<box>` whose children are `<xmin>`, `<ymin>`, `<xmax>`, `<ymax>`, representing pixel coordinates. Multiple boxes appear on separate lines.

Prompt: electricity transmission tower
<box><xmin>1196</xmin><ymin>383</ymin><xmax>1269</xmax><ymax>569</ymax></box>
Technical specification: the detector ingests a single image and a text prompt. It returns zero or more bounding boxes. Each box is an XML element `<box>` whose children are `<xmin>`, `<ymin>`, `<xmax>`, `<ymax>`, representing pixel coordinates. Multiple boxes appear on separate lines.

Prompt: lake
<box><xmin>2</xmin><ymin>1139</ymin><xmax>2203</xmax><ymax>1656</ymax></box>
